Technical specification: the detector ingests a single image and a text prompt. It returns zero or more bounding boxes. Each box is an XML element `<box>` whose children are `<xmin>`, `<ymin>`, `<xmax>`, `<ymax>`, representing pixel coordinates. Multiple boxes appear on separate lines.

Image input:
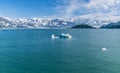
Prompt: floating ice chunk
<box><xmin>59</xmin><ymin>33</ymin><xmax>72</xmax><ymax>39</ymax></box>
<box><xmin>51</xmin><ymin>34</ymin><xmax>58</xmax><ymax>39</ymax></box>
<box><xmin>51</xmin><ymin>33</ymin><xmax>72</xmax><ymax>40</ymax></box>
<box><xmin>102</xmin><ymin>47</ymin><xmax>107</xmax><ymax>51</ymax></box>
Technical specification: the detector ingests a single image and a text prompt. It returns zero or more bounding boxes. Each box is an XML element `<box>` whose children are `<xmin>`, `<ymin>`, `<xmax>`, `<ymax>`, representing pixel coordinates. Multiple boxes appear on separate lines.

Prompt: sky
<box><xmin>0</xmin><ymin>0</ymin><xmax>120</xmax><ymax>19</ymax></box>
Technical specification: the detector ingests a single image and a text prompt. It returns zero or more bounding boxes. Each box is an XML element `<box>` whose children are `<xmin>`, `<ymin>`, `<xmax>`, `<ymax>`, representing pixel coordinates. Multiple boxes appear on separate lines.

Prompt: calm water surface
<box><xmin>0</xmin><ymin>29</ymin><xmax>120</xmax><ymax>73</ymax></box>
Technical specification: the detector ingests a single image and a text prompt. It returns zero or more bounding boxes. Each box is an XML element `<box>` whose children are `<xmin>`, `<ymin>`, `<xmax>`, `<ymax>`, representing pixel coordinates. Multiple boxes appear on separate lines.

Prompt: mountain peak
<box><xmin>0</xmin><ymin>15</ymin><xmax>120</xmax><ymax>29</ymax></box>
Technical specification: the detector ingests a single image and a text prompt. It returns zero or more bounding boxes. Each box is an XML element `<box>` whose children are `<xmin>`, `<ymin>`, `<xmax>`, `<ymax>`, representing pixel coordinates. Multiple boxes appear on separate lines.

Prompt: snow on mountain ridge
<box><xmin>71</xmin><ymin>13</ymin><xmax>120</xmax><ymax>28</ymax></box>
<box><xmin>0</xmin><ymin>16</ymin><xmax>75</xmax><ymax>28</ymax></box>
<box><xmin>0</xmin><ymin>15</ymin><xmax>120</xmax><ymax>28</ymax></box>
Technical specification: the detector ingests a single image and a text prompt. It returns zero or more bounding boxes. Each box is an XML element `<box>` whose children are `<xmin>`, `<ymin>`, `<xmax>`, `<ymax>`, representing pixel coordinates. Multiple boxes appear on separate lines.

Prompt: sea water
<box><xmin>0</xmin><ymin>29</ymin><xmax>120</xmax><ymax>73</ymax></box>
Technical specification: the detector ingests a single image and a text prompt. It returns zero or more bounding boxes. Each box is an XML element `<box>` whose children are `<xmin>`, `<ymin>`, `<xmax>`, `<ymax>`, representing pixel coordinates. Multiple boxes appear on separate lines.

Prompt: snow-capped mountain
<box><xmin>0</xmin><ymin>15</ymin><xmax>120</xmax><ymax>29</ymax></box>
<box><xmin>101</xmin><ymin>22</ymin><xmax>120</xmax><ymax>29</ymax></box>
<box><xmin>0</xmin><ymin>16</ymin><xmax>75</xmax><ymax>28</ymax></box>
<box><xmin>0</xmin><ymin>16</ymin><xmax>13</xmax><ymax>28</ymax></box>
<box><xmin>71</xmin><ymin>13</ymin><xmax>120</xmax><ymax>28</ymax></box>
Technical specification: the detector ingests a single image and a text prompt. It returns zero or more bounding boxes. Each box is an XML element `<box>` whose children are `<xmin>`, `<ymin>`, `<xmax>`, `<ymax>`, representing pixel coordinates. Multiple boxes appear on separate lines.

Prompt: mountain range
<box><xmin>0</xmin><ymin>16</ymin><xmax>75</xmax><ymax>29</ymax></box>
<box><xmin>0</xmin><ymin>16</ymin><xmax>120</xmax><ymax>29</ymax></box>
<box><xmin>101</xmin><ymin>22</ymin><xmax>120</xmax><ymax>29</ymax></box>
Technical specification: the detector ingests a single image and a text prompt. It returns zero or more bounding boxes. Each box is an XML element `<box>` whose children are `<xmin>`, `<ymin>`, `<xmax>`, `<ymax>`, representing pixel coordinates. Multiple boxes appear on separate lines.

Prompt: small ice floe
<box><xmin>51</xmin><ymin>33</ymin><xmax>72</xmax><ymax>39</ymax></box>
<box><xmin>59</xmin><ymin>33</ymin><xmax>72</xmax><ymax>39</ymax></box>
<box><xmin>102</xmin><ymin>47</ymin><xmax>107</xmax><ymax>51</ymax></box>
<box><xmin>51</xmin><ymin>34</ymin><xmax>59</xmax><ymax>40</ymax></box>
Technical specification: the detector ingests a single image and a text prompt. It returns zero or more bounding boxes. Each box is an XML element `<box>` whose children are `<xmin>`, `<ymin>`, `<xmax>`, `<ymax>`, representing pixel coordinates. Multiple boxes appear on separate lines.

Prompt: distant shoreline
<box><xmin>0</xmin><ymin>28</ymin><xmax>120</xmax><ymax>30</ymax></box>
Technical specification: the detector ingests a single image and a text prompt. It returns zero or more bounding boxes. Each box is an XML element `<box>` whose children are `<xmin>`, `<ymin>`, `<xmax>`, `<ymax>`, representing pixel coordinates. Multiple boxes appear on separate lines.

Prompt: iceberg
<box><xmin>102</xmin><ymin>47</ymin><xmax>107</xmax><ymax>51</ymax></box>
<box><xmin>51</xmin><ymin>33</ymin><xmax>72</xmax><ymax>39</ymax></box>
<box><xmin>51</xmin><ymin>34</ymin><xmax>58</xmax><ymax>39</ymax></box>
<box><xmin>59</xmin><ymin>33</ymin><xmax>72</xmax><ymax>39</ymax></box>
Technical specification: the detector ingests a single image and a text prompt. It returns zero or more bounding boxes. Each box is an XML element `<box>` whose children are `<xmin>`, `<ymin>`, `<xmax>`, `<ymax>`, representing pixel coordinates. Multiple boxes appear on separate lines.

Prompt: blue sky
<box><xmin>0</xmin><ymin>0</ymin><xmax>89</xmax><ymax>18</ymax></box>
<box><xmin>0</xmin><ymin>0</ymin><xmax>59</xmax><ymax>18</ymax></box>
<box><xmin>0</xmin><ymin>0</ymin><xmax>119</xmax><ymax>19</ymax></box>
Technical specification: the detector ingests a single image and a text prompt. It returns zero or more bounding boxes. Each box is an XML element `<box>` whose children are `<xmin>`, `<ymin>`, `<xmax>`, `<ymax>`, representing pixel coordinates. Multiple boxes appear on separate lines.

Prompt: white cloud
<box><xmin>55</xmin><ymin>0</ymin><xmax>120</xmax><ymax>20</ymax></box>
<box><xmin>55</xmin><ymin>0</ymin><xmax>87</xmax><ymax>19</ymax></box>
<box><xmin>63</xmin><ymin>0</ymin><xmax>81</xmax><ymax>17</ymax></box>
<box><xmin>53</xmin><ymin>0</ymin><xmax>120</xmax><ymax>27</ymax></box>
<box><xmin>86</xmin><ymin>0</ymin><xmax>116</xmax><ymax>10</ymax></box>
<box><xmin>83</xmin><ymin>0</ymin><xmax>120</xmax><ymax>23</ymax></box>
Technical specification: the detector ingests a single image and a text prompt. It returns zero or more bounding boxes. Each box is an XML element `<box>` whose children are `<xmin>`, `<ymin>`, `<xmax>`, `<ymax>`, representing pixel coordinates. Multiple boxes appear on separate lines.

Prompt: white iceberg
<box><xmin>51</xmin><ymin>33</ymin><xmax>72</xmax><ymax>39</ymax></box>
<box><xmin>59</xmin><ymin>33</ymin><xmax>72</xmax><ymax>39</ymax></box>
<box><xmin>102</xmin><ymin>47</ymin><xmax>107</xmax><ymax>51</ymax></box>
<box><xmin>51</xmin><ymin>34</ymin><xmax>59</xmax><ymax>39</ymax></box>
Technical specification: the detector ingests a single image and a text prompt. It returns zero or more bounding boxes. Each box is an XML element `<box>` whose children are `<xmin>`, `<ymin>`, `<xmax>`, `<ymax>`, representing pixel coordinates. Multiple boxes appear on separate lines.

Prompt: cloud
<box><xmin>63</xmin><ymin>0</ymin><xmax>83</xmax><ymax>17</ymax></box>
<box><xmin>86</xmin><ymin>0</ymin><xmax>120</xmax><ymax>14</ymax></box>
<box><xmin>55</xmin><ymin>0</ymin><xmax>120</xmax><ymax>20</ymax></box>
<box><xmin>86</xmin><ymin>0</ymin><xmax>115</xmax><ymax>10</ymax></box>
<box><xmin>84</xmin><ymin>0</ymin><xmax>120</xmax><ymax>22</ymax></box>
<box><xmin>55</xmin><ymin>0</ymin><xmax>87</xmax><ymax>19</ymax></box>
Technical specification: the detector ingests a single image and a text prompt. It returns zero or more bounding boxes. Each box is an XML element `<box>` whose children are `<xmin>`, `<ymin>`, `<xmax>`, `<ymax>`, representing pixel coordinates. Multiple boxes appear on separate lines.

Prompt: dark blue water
<box><xmin>0</xmin><ymin>29</ymin><xmax>120</xmax><ymax>73</ymax></box>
